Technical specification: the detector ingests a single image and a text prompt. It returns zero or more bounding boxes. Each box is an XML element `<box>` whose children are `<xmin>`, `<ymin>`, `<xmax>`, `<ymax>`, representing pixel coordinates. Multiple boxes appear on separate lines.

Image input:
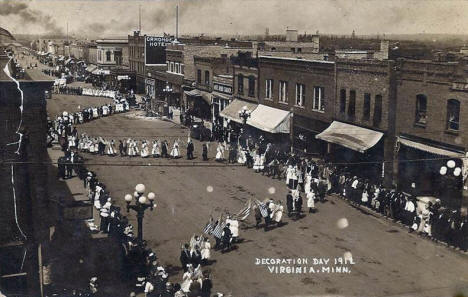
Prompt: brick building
<box><xmin>0</xmin><ymin>49</ymin><xmax>55</xmax><ymax>296</ymax></box>
<box><xmin>257</xmin><ymin>56</ymin><xmax>335</xmax><ymax>154</ymax></box>
<box><xmin>128</xmin><ymin>31</ymin><xmax>146</xmax><ymax>93</ymax></box>
<box><xmin>395</xmin><ymin>59</ymin><xmax>468</xmax><ymax>208</ymax></box>
<box><xmin>95</xmin><ymin>39</ymin><xmax>129</xmax><ymax>69</ymax></box>
<box><xmin>320</xmin><ymin>59</ymin><xmax>397</xmax><ymax>185</ymax></box>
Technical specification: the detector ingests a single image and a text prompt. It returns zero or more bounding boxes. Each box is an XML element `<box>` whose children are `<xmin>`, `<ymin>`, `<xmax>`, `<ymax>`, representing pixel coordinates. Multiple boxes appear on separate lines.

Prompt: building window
<box><xmin>373</xmin><ymin>94</ymin><xmax>382</xmax><ymax>126</ymax></box>
<box><xmin>348</xmin><ymin>90</ymin><xmax>356</xmax><ymax>119</ymax></box>
<box><xmin>313</xmin><ymin>86</ymin><xmax>324</xmax><ymax>111</ymax></box>
<box><xmin>170</xmin><ymin>62</ymin><xmax>174</xmax><ymax>73</ymax></box>
<box><xmin>248</xmin><ymin>76</ymin><xmax>255</xmax><ymax>97</ymax></box>
<box><xmin>279</xmin><ymin>81</ymin><xmax>288</xmax><ymax>103</ymax></box>
<box><xmin>106</xmin><ymin>50</ymin><xmax>111</xmax><ymax>62</ymax></box>
<box><xmin>205</xmin><ymin>70</ymin><xmax>210</xmax><ymax>85</ymax></box>
<box><xmin>181</xmin><ymin>64</ymin><xmax>185</xmax><ymax>74</ymax></box>
<box><xmin>265</xmin><ymin>79</ymin><xmax>273</xmax><ymax>99</ymax></box>
<box><xmin>296</xmin><ymin>83</ymin><xmax>305</xmax><ymax>106</ymax></box>
<box><xmin>447</xmin><ymin>99</ymin><xmax>460</xmax><ymax>131</ymax></box>
<box><xmin>167</xmin><ymin>62</ymin><xmax>170</xmax><ymax>72</ymax></box>
<box><xmin>197</xmin><ymin>69</ymin><xmax>202</xmax><ymax>83</ymax></box>
<box><xmin>175</xmin><ymin>63</ymin><xmax>180</xmax><ymax>74</ymax></box>
<box><xmin>98</xmin><ymin>50</ymin><xmax>102</xmax><ymax>62</ymax></box>
<box><xmin>363</xmin><ymin>93</ymin><xmax>371</xmax><ymax>120</ymax></box>
<box><xmin>339</xmin><ymin>89</ymin><xmax>346</xmax><ymax>113</ymax></box>
<box><xmin>238</xmin><ymin>74</ymin><xmax>244</xmax><ymax>95</ymax></box>
<box><xmin>415</xmin><ymin>94</ymin><xmax>427</xmax><ymax>125</ymax></box>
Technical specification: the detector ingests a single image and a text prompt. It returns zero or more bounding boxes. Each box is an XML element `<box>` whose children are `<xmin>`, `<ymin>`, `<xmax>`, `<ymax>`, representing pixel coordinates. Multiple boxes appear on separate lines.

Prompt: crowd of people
<box><xmin>55</xmin><ymin>85</ymin><xmax>84</xmax><ymax>95</ymax></box>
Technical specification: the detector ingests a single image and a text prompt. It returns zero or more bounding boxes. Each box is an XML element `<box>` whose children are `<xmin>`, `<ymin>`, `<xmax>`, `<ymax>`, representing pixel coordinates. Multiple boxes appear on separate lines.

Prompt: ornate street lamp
<box><xmin>439</xmin><ymin>160</ymin><xmax>462</xmax><ymax>209</ymax></box>
<box><xmin>124</xmin><ymin>183</ymin><xmax>156</xmax><ymax>244</ymax></box>
<box><xmin>238</xmin><ymin>105</ymin><xmax>251</xmax><ymax>125</ymax></box>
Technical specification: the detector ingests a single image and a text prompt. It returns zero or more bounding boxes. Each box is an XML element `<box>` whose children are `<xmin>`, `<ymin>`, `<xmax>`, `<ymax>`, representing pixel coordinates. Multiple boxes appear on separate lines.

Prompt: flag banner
<box><xmin>203</xmin><ymin>222</ymin><xmax>213</xmax><ymax>234</ymax></box>
<box><xmin>212</xmin><ymin>222</ymin><xmax>225</xmax><ymax>239</ymax></box>
<box><xmin>233</xmin><ymin>199</ymin><xmax>252</xmax><ymax>221</ymax></box>
<box><xmin>255</xmin><ymin>200</ymin><xmax>269</xmax><ymax>218</ymax></box>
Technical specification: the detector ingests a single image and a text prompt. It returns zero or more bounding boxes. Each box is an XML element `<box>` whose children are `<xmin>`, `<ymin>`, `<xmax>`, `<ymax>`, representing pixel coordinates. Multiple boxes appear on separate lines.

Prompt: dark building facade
<box><xmin>128</xmin><ymin>31</ymin><xmax>146</xmax><ymax>93</ymax></box>
<box><xmin>0</xmin><ymin>53</ymin><xmax>55</xmax><ymax>296</ymax></box>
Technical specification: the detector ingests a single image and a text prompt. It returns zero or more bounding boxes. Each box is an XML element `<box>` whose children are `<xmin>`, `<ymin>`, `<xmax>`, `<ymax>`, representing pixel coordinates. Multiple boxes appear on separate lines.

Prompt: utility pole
<box><xmin>66</xmin><ymin>22</ymin><xmax>69</xmax><ymax>43</ymax></box>
<box><xmin>176</xmin><ymin>4</ymin><xmax>179</xmax><ymax>41</ymax></box>
<box><xmin>139</xmin><ymin>4</ymin><xmax>142</xmax><ymax>32</ymax></box>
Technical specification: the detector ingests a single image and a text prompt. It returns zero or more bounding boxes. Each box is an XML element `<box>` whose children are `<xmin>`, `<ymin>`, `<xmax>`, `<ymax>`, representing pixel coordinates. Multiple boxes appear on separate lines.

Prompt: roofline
<box><xmin>259</xmin><ymin>55</ymin><xmax>335</xmax><ymax>64</ymax></box>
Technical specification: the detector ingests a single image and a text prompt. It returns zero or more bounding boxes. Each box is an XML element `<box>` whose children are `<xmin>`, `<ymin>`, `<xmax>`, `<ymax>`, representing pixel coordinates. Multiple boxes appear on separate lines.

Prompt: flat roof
<box><xmin>259</xmin><ymin>55</ymin><xmax>334</xmax><ymax>64</ymax></box>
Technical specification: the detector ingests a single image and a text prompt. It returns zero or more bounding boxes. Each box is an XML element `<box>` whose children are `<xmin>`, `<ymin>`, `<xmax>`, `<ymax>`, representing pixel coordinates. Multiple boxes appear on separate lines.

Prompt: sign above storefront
<box><xmin>145</xmin><ymin>36</ymin><xmax>173</xmax><ymax>66</ymax></box>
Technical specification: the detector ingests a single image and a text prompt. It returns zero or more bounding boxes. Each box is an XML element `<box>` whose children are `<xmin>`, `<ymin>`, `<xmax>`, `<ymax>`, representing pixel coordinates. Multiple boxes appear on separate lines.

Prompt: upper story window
<box><xmin>248</xmin><ymin>76</ymin><xmax>256</xmax><ymax>97</ymax></box>
<box><xmin>373</xmin><ymin>94</ymin><xmax>383</xmax><ymax>127</ymax></box>
<box><xmin>415</xmin><ymin>94</ymin><xmax>427</xmax><ymax>125</ymax></box>
<box><xmin>447</xmin><ymin>99</ymin><xmax>460</xmax><ymax>131</ymax></box>
<box><xmin>296</xmin><ymin>83</ymin><xmax>305</xmax><ymax>107</ymax></box>
<box><xmin>175</xmin><ymin>63</ymin><xmax>180</xmax><ymax>74</ymax></box>
<box><xmin>363</xmin><ymin>93</ymin><xmax>371</xmax><ymax>121</ymax></box>
<box><xmin>279</xmin><ymin>81</ymin><xmax>288</xmax><ymax>103</ymax></box>
<box><xmin>106</xmin><ymin>50</ymin><xmax>111</xmax><ymax>62</ymax></box>
<box><xmin>205</xmin><ymin>70</ymin><xmax>210</xmax><ymax>85</ymax></box>
<box><xmin>339</xmin><ymin>89</ymin><xmax>346</xmax><ymax>114</ymax></box>
<box><xmin>197</xmin><ymin>69</ymin><xmax>202</xmax><ymax>83</ymax></box>
<box><xmin>313</xmin><ymin>86</ymin><xmax>324</xmax><ymax>112</ymax></box>
<box><xmin>265</xmin><ymin>79</ymin><xmax>273</xmax><ymax>100</ymax></box>
<box><xmin>170</xmin><ymin>62</ymin><xmax>174</xmax><ymax>73</ymax></box>
<box><xmin>238</xmin><ymin>74</ymin><xmax>244</xmax><ymax>95</ymax></box>
<box><xmin>348</xmin><ymin>90</ymin><xmax>356</xmax><ymax>119</ymax></box>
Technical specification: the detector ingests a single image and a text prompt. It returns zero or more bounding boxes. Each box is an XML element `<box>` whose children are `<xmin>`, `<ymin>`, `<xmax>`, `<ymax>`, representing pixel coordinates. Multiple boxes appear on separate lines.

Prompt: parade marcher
<box><xmin>180</xmin><ymin>244</ymin><xmax>191</xmax><ymax>272</ymax></box>
<box><xmin>286</xmin><ymin>190</ymin><xmax>293</xmax><ymax>217</ymax></box>
<box><xmin>271</xmin><ymin>200</ymin><xmax>284</xmax><ymax>227</ymax></box>
<box><xmin>226</xmin><ymin>215</ymin><xmax>239</xmax><ymax>243</ymax></box>
<box><xmin>201</xmin><ymin>273</ymin><xmax>213</xmax><ymax>297</ymax></box>
<box><xmin>200</xmin><ymin>238</ymin><xmax>211</xmax><ymax>264</ymax></box>
<box><xmin>152</xmin><ymin>140</ymin><xmax>160</xmax><ymax>158</ymax></box>
<box><xmin>161</xmin><ymin>140</ymin><xmax>168</xmax><ymax>158</ymax></box>
<box><xmin>221</xmin><ymin>223</ymin><xmax>232</xmax><ymax>252</ymax></box>
<box><xmin>141</xmin><ymin>140</ymin><xmax>149</xmax><ymax>158</ymax></box>
<box><xmin>307</xmin><ymin>188</ymin><xmax>316</xmax><ymax>213</ymax></box>
<box><xmin>119</xmin><ymin>140</ymin><xmax>125</xmax><ymax>156</ymax></box>
<box><xmin>170</xmin><ymin>139</ymin><xmax>181</xmax><ymax>158</ymax></box>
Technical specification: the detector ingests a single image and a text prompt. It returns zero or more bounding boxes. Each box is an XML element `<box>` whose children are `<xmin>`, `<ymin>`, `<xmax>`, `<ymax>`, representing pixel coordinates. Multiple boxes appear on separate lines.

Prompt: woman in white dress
<box><xmin>92</xmin><ymin>138</ymin><xmax>99</xmax><ymax>154</ymax></box>
<box><xmin>304</xmin><ymin>173</ymin><xmax>312</xmax><ymax>194</ymax></box>
<box><xmin>237</xmin><ymin>145</ymin><xmax>246</xmax><ymax>164</ymax></box>
<box><xmin>128</xmin><ymin>139</ymin><xmax>135</xmax><ymax>157</ymax></box>
<box><xmin>272</xmin><ymin>201</ymin><xmax>284</xmax><ymax>226</ymax></box>
<box><xmin>152</xmin><ymin>140</ymin><xmax>160</xmax><ymax>158</ymax></box>
<box><xmin>307</xmin><ymin>189</ymin><xmax>316</xmax><ymax>213</ymax></box>
<box><xmin>134</xmin><ymin>140</ymin><xmax>140</xmax><ymax>156</ymax></box>
<box><xmin>286</xmin><ymin>165</ymin><xmax>295</xmax><ymax>189</ymax></box>
<box><xmin>107</xmin><ymin>139</ymin><xmax>116</xmax><ymax>156</ymax></box>
<box><xmin>253</xmin><ymin>149</ymin><xmax>260</xmax><ymax>172</ymax></box>
<box><xmin>200</xmin><ymin>238</ymin><xmax>211</xmax><ymax>264</ymax></box>
<box><xmin>170</xmin><ymin>140</ymin><xmax>180</xmax><ymax>158</ymax></box>
<box><xmin>215</xmin><ymin>143</ymin><xmax>224</xmax><ymax>161</ymax></box>
<box><xmin>141</xmin><ymin>140</ymin><xmax>149</xmax><ymax>158</ymax></box>
<box><xmin>181</xmin><ymin>264</ymin><xmax>193</xmax><ymax>293</ymax></box>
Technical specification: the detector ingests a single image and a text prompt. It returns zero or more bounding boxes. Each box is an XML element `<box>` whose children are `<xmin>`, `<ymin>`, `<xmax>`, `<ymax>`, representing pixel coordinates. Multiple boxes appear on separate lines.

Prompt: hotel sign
<box><xmin>145</xmin><ymin>36</ymin><xmax>173</xmax><ymax>66</ymax></box>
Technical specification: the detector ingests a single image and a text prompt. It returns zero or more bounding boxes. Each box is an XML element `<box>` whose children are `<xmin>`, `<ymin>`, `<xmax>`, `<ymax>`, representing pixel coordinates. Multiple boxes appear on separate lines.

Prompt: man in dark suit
<box><xmin>222</xmin><ymin>223</ymin><xmax>232</xmax><ymax>253</ymax></box>
<box><xmin>179</xmin><ymin>244</ymin><xmax>191</xmax><ymax>272</ymax></box>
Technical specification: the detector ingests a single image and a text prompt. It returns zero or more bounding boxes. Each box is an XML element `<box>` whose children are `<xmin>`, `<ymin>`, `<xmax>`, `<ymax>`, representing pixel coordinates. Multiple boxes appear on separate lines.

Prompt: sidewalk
<box><xmin>46</xmin><ymin>146</ymin><xmax>128</xmax><ymax>296</ymax></box>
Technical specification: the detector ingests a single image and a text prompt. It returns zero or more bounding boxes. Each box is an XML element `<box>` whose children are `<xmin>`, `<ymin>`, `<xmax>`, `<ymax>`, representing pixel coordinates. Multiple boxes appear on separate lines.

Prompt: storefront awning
<box><xmin>219</xmin><ymin>99</ymin><xmax>258</xmax><ymax>124</ymax></box>
<box><xmin>397</xmin><ymin>136</ymin><xmax>464</xmax><ymax>158</ymax></box>
<box><xmin>316</xmin><ymin>121</ymin><xmax>384</xmax><ymax>153</ymax></box>
<box><xmin>247</xmin><ymin>104</ymin><xmax>291</xmax><ymax>134</ymax></box>
<box><xmin>86</xmin><ymin>64</ymin><xmax>97</xmax><ymax>73</ymax></box>
<box><xmin>184</xmin><ymin>89</ymin><xmax>211</xmax><ymax>105</ymax></box>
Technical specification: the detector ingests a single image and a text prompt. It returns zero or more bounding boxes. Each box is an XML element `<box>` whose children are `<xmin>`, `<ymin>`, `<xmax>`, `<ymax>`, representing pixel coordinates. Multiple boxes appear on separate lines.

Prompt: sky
<box><xmin>1</xmin><ymin>0</ymin><xmax>468</xmax><ymax>37</ymax></box>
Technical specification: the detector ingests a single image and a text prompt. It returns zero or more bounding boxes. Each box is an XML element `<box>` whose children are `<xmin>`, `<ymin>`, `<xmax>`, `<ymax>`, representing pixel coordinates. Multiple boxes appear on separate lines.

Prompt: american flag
<box><xmin>233</xmin><ymin>199</ymin><xmax>252</xmax><ymax>221</ymax></box>
<box><xmin>203</xmin><ymin>222</ymin><xmax>213</xmax><ymax>235</ymax></box>
<box><xmin>211</xmin><ymin>222</ymin><xmax>225</xmax><ymax>239</ymax></box>
<box><xmin>256</xmin><ymin>200</ymin><xmax>269</xmax><ymax>218</ymax></box>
